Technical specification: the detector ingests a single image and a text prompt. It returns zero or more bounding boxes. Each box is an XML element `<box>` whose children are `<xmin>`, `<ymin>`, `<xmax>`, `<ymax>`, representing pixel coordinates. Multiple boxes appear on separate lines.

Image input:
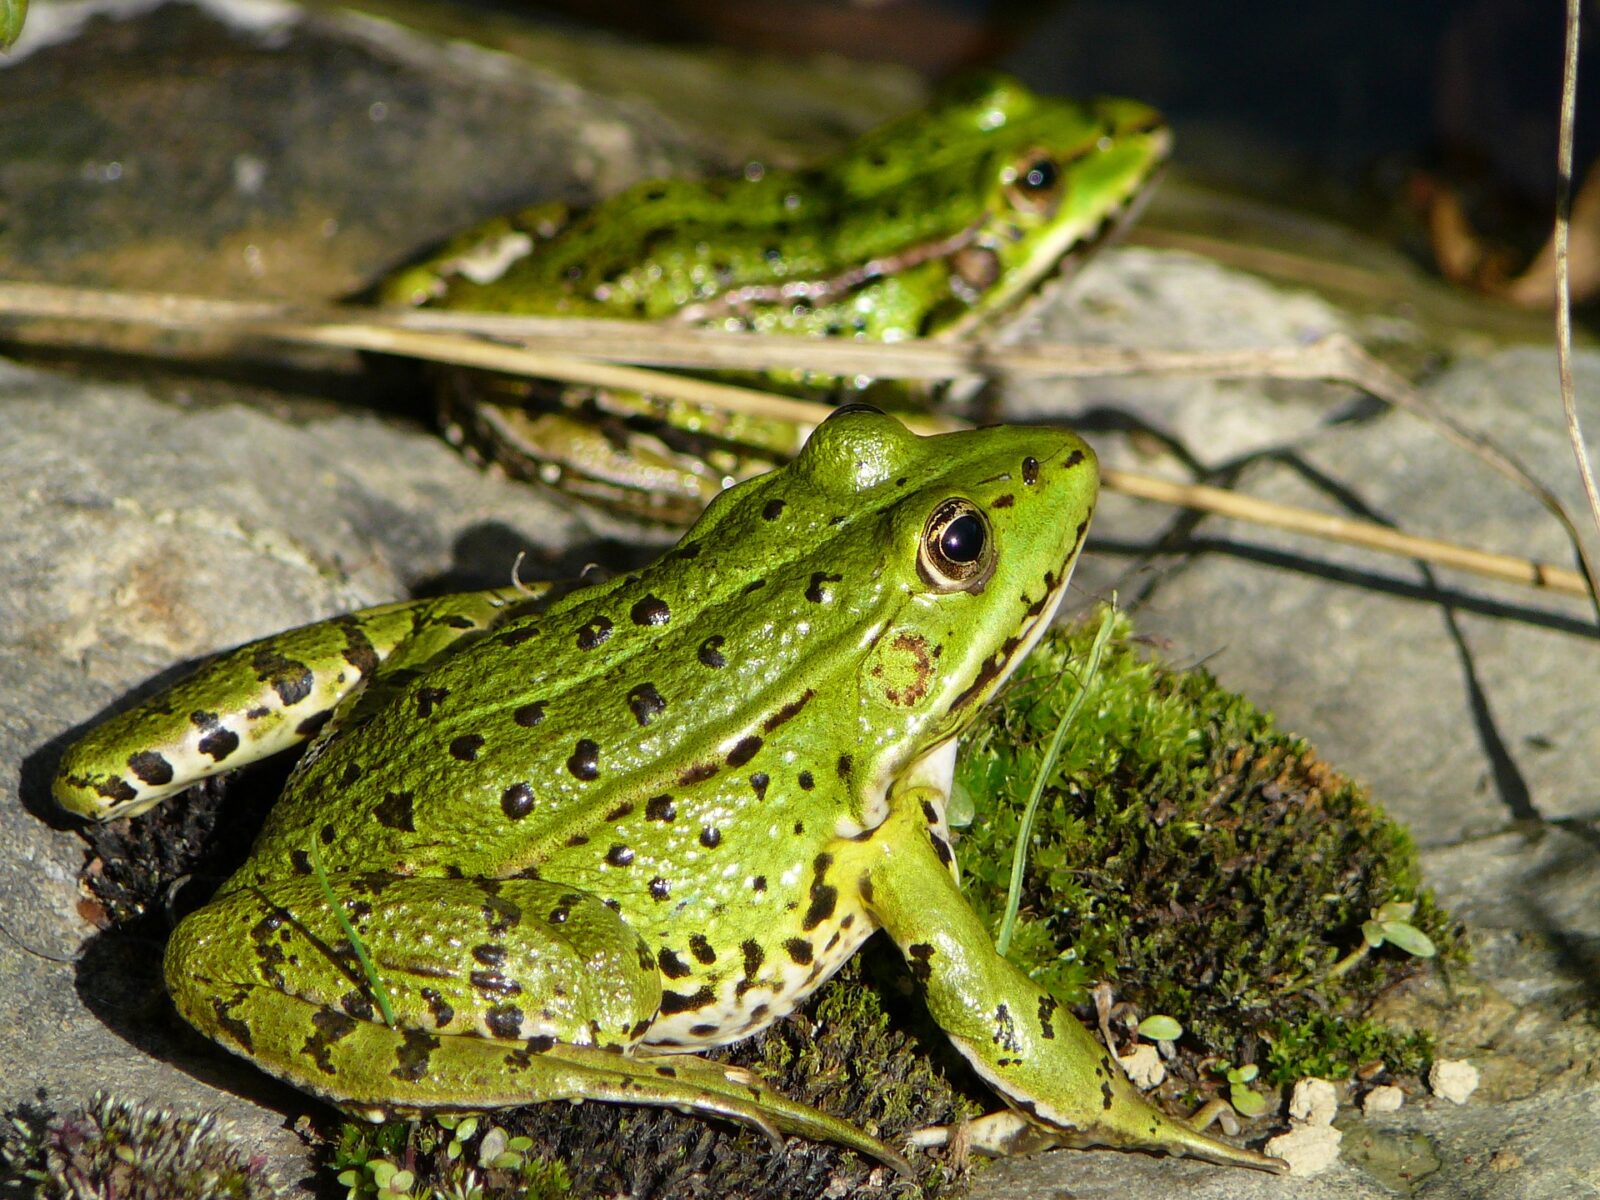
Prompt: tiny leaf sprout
<box><xmin>1221</xmin><ymin>1061</ymin><xmax>1268</xmax><ymax>1118</ymax></box>
<box><xmin>1329</xmin><ymin>899</ymin><xmax>1438</xmax><ymax>979</ymax></box>
<box><xmin>1137</xmin><ymin>1014</ymin><xmax>1183</xmax><ymax>1043</ymax></box>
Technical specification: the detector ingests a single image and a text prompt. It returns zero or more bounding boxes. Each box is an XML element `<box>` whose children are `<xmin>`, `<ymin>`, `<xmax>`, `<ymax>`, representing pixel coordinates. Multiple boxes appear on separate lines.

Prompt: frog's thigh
<box><xmin>167</xmin><ymin>873</ymin><xmax>909</xmax><ymax>1172</ymax></box>
<box><xmin>842</xmin><ymin>793</ymin><xmax>1280</xmax><ymax>1170</ymax></box>
<box><xmin>166</xmin><ymin>875</ymin><xmax>661</xmax><ymax>1106</ymax></box>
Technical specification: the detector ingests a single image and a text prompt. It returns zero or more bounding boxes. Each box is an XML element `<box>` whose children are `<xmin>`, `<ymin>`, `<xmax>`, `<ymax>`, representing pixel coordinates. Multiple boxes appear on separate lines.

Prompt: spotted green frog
<box><xmin>54</xmin><ymin>409</ymin><xmax>1281</xmax><ymax>1175</ymax></box>
<box><xmin>377</xmin><ymin>75</ymin><xmax>1169</xmax><ymax>523</ymax></box>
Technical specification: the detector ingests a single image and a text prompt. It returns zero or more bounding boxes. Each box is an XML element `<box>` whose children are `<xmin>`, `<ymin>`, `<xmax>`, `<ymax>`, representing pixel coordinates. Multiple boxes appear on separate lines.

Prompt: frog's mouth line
<box><xmin>946</xmin><ymin>554</ymin><xmax>1076</xmax><ymax>723</ymax></box>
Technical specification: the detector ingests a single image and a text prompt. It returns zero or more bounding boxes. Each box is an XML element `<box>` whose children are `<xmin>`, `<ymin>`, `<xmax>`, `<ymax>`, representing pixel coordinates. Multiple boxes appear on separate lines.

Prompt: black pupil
<box><xmin>1022</xmin><ymin>159</ymin><xmax>1058</xmax><ymax>191</ymax></box>
<box><xmin>939</xmin><ymin>514</ymin><xmax>985</xmax><ymax>564</ymax></box>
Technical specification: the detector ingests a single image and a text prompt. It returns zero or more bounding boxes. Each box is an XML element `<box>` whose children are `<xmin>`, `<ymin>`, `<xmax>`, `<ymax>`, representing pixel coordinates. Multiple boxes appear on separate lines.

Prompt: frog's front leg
<box><xmin>53</xmin><ymin>589</ymin><xmax>535</xmax><ymax>821</ymax></box>
<box><xmin>166</xmin><ymin>874</ymin><xmax>911</xmax><ymax>1176</ymax></box>
<box><xmin>838</xmin><ymin>795</ymin><xmax>1286</xmax><ymax>1174</ymax></box>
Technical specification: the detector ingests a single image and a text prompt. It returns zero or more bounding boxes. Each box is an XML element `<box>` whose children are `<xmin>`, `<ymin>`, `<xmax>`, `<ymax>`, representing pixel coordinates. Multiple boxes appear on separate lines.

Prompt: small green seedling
<box><xmin>1329</xmin><ymin>899</ymin><xmax>1438</xmax><ymax>979</ymax></box>
<box><xmin>337</xmin><ymin>1156</ymin><xmax>415</xmax><ymax>1200</ymax></box>
<box><xmin>1217</xmin><ymin>1061</ymin><xmax>1268</xmax><ymax>1118</ymax></box>
<box><xmin>438</xmin><ymin>1114</ymin><xmax>478</xmax><ymax>1164</ymax></box>
<box><xmin>1137</xmin><ymin>1014</ymin><xmax>1183</xmax><ymax>1043</ymax></box>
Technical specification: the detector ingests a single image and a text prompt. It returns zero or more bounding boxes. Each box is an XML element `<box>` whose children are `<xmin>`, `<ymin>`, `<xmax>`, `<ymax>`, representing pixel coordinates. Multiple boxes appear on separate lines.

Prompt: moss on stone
<box><xmin>953</xmin><ymin>608</ymin><xmax>1463</xmax><ymax>1090</ymax></box>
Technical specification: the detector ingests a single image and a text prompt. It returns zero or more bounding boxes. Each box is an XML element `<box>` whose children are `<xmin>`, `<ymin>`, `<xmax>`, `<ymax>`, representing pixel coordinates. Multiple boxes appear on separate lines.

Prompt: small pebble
<box><xmin>1288</xmin><ymin>1077</ymin><xmax>1338</xmax><ymax>1126</ymax></box>
<box><xmin>1117</xmin><ymin>1043</ymin><xmax>1166</xmax><ymax>1089</ymax></box>
<box><xmin>1428</xmin><ymin>1059</ymin><xmax>1480</xmax><ymax>1105</ymax></box>
<box><xmin>1265</xmin><ymin>1123</ymin><xmax>1342</xmax><ymax>1176</ymax></box>
<box><xmin>1361</xmin><ymin>1084</ymin><xmax>1405</xmax><ymax>1114</ymax></box>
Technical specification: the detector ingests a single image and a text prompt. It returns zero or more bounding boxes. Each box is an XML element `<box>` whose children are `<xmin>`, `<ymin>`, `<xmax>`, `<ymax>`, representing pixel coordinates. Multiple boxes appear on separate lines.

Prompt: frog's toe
<box><xmin>909</xmin><ymin>1110</ymin><xmax>1058</xmax><ymax>1158</ymax></box>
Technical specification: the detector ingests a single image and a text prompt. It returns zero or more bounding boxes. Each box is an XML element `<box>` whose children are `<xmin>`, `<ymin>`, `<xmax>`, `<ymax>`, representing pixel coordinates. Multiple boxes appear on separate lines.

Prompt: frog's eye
<box><xmin>919</xmin><ymin>498</ymin><xmax>996</xmax><ymax>593</ymax></box>
<box><xmin>1003</xmin><ymin>150</ymin><xmax>1064</xmax><ymax>216</ymax></box>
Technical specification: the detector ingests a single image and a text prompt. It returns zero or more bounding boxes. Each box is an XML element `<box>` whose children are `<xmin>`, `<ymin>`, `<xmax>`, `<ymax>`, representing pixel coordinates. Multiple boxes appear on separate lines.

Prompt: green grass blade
<box><xmin>995</xmin><ymin>601</ymin><xmax>1116</xmax><ymax>957</ymax></box>
<box><xmin>309</xmin><ymin>839</ymin><xmax>397</xmax><ymax>1027</ymax></box>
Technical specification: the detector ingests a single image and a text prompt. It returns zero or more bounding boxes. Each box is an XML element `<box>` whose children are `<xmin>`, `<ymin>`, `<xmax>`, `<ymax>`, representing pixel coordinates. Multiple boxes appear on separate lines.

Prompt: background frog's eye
<box><xmin>919</xmin><ymin>498</ymin><xmax>997</xmax><ymax>592</ymax></box>
<box><xmin>1003</xmin><ymin>151</ymin><xmax>1065</xmax><ymax>215</ymax></box>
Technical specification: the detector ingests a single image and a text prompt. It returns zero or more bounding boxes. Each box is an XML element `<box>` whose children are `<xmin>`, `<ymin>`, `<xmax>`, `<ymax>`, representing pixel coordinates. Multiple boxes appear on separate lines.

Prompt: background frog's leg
<box><xmin>838</xmin><ymin>795</ymin><xmax>1286</xmax><ymax>1174</ymax></box>
<box><xmin>165</xmin><ymin>874</ymin><xmax>908</xmax><ymax>1175</ymax></box>
<box><xmin>54</xmin><ymin>587</ymin><xmax>544</xmax><ymax>820</ymax></box>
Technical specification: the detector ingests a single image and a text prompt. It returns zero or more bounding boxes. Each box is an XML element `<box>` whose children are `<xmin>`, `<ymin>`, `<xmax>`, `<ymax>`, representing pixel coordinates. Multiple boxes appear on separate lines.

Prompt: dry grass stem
<box><xmin>1105</xmin><ymin>469</ymin><xmax>1589</xmax><ymax>597</ymax></box>
<box><xmin>0</xmin><ymin>280</ymin><xmax>1590</xmax><ymax>604</ymax></box>
<box><xmin>1555</xmin><ymin>0</ymin><xmax>1600</xmax><ymax>569</ymax></box>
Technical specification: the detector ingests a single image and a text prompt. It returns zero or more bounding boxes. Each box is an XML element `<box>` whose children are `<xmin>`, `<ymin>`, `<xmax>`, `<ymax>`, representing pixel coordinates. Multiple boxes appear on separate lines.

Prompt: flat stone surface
<box><xmin>4</xmin><ymin>3</ymin><xmax>1599</xmax><ymax>1198</ymax></box>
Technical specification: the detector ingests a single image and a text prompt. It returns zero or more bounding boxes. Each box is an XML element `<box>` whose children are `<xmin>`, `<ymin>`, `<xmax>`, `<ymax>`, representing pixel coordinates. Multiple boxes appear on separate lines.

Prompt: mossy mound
<box><xmin>955</xmin><ymin>609</ymin><xmax>1463</xmax><ymax>1090</ymax></box>
<box><xmin>330</xmin><ymin>945</ymin><xmax>982</xmax><ymax>1200</ymax></box>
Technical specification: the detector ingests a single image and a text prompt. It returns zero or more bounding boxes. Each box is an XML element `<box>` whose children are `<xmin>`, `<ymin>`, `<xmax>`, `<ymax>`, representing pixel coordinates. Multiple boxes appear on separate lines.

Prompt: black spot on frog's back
<box><xmin>567</xmin><ymin>739</ymin><xmax>601</xmax><ymax>780</ymax></box>
<box><xmin>373</xmin><ymin>790</ymin><xmax>416</xmax><ymax>832</ymax></box>
<box><xmin>500</xmin><ymin>782</ymin><xmax>534</xmax><ymax>820</ymax></box>
<box><xmin>630</xmin><ymin>595</ymin><xmax>671</xmax><ymax>626</ymax></box>
<box><xmin>576</xmin><ymin>616</ymin><xmax>613</xmax><ymax>650</ymax></box>
<box><xmin>658</xmin><ymin>986</ymin><xmax>716</xmax><ymax>1015</ymax></box>
<box><xmin>391</xmin><ymin>1028</ymin><xmax>440</xmax><ymax>1081</ymax></box>
<box><xmin>627</xmin><ymin>683</ymin><xmax>667</xmax><ymax>727</ymax></box>
<box><xmin>486</xmin><ymin>1005</ymin><xmax>525</xmax><ymax>1039</ymax></box>
<box><xmin>251</xmin><ymin>649</ymin><xmax>314</xmax><ymax>708</ymax></box>
<box><xmin>448</xmin><ymin>734</ymin><xmax>484</xmax><ymax>762</ymax></box>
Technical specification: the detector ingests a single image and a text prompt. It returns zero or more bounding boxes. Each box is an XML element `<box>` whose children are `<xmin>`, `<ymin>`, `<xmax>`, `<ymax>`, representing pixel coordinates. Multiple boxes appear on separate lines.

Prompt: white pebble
<box><xmin>1288</xmin><ymin>1077</ymin><xmax>1339</xmax><ymax>1126</ymax></box>
<box><xmin>1265</xmin><ymin>1122</ymin><xmax>1342</xmax><ymax>1176</ymax></box>
<box><xmin>1428</xmin><ymin>1059</ymin><xmax>1480</xmax><ymax>1104</ymax></box>
<box><xmin>1362</xmin><ymin>1085</ymin><xmax>1405</xmax><ymax>1114</ymax></box>
<box><xmin>1117</xmin><ymin>1043</ymin><xmax>1166</xmax><ymax>1089</ymax></box>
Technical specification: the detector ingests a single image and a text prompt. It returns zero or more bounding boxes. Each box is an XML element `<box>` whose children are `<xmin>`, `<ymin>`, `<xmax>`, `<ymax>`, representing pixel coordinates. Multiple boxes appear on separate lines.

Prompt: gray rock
<box><xmin>1122</xmin><ymin>344</ymin><xmax>1600</xmax><ymax>847</ymax></box>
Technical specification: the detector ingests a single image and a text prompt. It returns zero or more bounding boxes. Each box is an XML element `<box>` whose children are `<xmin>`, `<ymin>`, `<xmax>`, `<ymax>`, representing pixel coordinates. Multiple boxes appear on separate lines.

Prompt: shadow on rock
<box><xmin>1520</xmin><ymin>820</ymin><xmax>1600</xmax><ymax>1012</ymax></box>
<box><xmin>71</xmin><ymin>919</ymin><xmax>313</xmax><ymax>1121</ymax></box>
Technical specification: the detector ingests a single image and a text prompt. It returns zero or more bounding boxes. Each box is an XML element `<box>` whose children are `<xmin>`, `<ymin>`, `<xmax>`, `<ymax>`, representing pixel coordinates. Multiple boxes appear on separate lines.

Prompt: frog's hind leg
<box><xmin>164</xmin><ymin>873</ymin><xmax>910</xmax><ymax>1177</ymax></box>
<box><xmin>53</xmin><ymin>588</ymin><xmax>542</xmax><ymax>820</ymax></box>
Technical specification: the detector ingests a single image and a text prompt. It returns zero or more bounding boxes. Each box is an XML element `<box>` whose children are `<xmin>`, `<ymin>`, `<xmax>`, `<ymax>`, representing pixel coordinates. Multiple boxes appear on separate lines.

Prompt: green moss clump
<box><xmin>954</xmin><ymin>608</ymin><xmax>1464</xmax><ymax>1086</ymax></box>
<box><xmin>1</xmin><ymin>1093</ymin><xmax>289</xmax><ymax>1200</ymax></box>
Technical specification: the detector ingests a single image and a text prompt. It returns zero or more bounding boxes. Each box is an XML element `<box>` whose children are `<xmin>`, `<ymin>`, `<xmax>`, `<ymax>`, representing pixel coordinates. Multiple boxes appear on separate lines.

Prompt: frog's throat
<box><xmin>859</xmin><ymin>556</ymin><xmax>1075</xmax><ymax>836</ymax></box>
<box><xmin>670</xmin><ymin>218</ymin><xmax>988</xmax><ymax>325</ymax></box>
